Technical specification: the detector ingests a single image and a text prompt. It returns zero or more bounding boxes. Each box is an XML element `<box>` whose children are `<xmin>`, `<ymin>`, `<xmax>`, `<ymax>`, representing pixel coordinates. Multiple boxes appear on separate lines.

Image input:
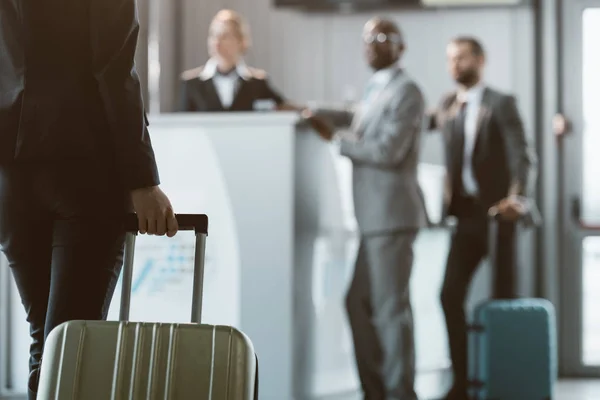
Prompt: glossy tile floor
<box><xmin>2</xmin><ymin>380</ymin><xmax>600</xmax><ymax>400</ymax></box>
<box><xmin>322</xmin><ymin>379</ymin><xmax>600</xmax><ymax>400</ymax></box>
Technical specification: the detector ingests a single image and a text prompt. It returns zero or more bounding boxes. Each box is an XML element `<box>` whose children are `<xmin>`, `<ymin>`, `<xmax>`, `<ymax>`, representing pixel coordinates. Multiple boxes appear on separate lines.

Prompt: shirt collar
<box><xmin>199</xmin><ymin>58</ymin><xmax>252</xmax><ymax>81</ymax></box>
<box><xmin>457</xmin><ymin>82</ymin><xmax>485</xmax><ymax>104</ymax></box>
<box><xmin>370</xmin><ymin>65</ymin><xmax>399</xmax><ymax>85</ymax></box>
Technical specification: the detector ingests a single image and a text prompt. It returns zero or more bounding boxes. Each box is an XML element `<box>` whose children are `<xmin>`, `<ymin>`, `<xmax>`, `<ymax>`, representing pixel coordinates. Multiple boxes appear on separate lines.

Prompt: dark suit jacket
<box><xmin>430</xmin><ymin>87</ymin><xmax>537</xmax><ymax>216</ymax></box>
<box><xmin>0</xmin><ymin>0</ymin><xmax>159</xmax><ymax>189</ymax></box>
<box><xmin>178</xmin><ymin>66</ymin><xmax>284</xmax><ymax>112</ymax></box>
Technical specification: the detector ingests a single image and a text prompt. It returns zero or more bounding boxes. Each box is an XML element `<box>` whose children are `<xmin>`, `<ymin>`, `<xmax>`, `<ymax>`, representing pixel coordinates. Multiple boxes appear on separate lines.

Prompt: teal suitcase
<box><xmin>468</xmin><ymin>211</ymin><xmax>556</xmax><ymax>400</ymax></box>
<box><xmin>467</xmin><ymin>298</ymin><xmax>557</xmax><ymax>400</ymax></box>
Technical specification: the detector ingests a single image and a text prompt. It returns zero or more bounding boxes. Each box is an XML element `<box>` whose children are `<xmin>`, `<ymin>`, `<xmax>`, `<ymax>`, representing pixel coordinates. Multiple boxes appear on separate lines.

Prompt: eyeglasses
<box><xmin>363</xmin><ymin>32</ymin><xmax>402</xmax><ymax>45</ymax></box>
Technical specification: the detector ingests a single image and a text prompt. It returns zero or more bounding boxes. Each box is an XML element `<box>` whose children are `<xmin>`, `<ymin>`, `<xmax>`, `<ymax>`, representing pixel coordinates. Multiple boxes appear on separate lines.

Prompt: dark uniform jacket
<box><xmin>178</xmin><ymin>59</ymin><xmax>284</xmax><ymax>112</ymax></box>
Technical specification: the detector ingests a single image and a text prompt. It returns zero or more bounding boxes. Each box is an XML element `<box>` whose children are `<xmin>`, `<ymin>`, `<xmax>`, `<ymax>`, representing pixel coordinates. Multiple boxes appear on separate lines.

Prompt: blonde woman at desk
<box><xmin>179</xmin><ymin>9</ymin><xmax>293</xmax><ymax>112</ymax></box>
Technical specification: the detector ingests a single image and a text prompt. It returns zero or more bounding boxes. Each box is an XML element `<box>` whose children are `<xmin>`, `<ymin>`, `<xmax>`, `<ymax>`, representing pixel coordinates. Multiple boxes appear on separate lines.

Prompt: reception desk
<box><xmin>0</xmin><ymin>112</ymin><xmax>497</xmax><ymax>399</ymax></box>
<box><xmin>122</xmin><ymin>112</ymin><xmax>302</xmax><ymax>399</ymax></box>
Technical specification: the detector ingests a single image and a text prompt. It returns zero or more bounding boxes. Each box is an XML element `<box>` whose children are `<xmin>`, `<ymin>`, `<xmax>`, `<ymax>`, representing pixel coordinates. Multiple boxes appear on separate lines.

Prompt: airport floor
<box><xmin>1</xmin><ymin>379</ymin><xmax>599</xmax><ymax>400</ymax></box>
<box><xmin>323</xmin><ymin>379</ymin><xmax>600</xmax><ymax>400</ymax></box>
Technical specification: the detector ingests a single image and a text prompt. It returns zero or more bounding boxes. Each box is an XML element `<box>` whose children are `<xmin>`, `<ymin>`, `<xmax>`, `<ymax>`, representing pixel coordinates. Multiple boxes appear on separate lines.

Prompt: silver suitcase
<box><xmin>37</xmin><ymin>214</ymin><xmax>258</xmax><ymax>399</ymax></box>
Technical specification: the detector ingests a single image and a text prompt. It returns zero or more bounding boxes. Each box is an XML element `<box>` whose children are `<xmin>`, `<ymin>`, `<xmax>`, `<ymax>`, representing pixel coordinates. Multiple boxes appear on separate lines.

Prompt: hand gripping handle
<box><xmin>119</xmin><ymin>213</ymin><xmax>209</xmax><ymax>323</ymax></box>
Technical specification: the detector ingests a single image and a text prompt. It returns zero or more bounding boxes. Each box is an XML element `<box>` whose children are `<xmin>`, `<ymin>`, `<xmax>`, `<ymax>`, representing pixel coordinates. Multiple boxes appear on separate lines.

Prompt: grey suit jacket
<box><xmin>315</xmin><ymin>69</ymin><xmax>427</xmax><ymax>235</ymax></box>
<box><xmin>430</xmin><ymin>86</ymin><xmax>537</xmax><ymax>217</ymax></box>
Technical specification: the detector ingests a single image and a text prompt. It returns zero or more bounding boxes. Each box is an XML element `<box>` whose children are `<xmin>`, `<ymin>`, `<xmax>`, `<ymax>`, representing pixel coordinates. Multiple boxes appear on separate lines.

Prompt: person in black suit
<box><xmin>0</xmin><ymin>0</ymin><xmax>178</xmax><ymax>398</ymax></box>
<box><xmin>179</xmin><ymin>9</ymin><xmax>289</xmax><ymax>112</ymax></box>
<box><xmin>428</xmin><ymin>37</ymin><xmax>537</xmax><ymax>400</ymax></box>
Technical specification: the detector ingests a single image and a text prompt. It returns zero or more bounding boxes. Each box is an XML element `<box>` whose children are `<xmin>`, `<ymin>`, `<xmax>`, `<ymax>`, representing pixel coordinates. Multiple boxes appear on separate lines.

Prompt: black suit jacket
<box><xmin>178</xmin><ymin>66</ymin><xmax>284</xmax><ymax>112</ymax></box>
<box><xmin>0</xmin><ymin>0</ymin><xmax>159</xmax><ymax>189</ymax></box>
<box><xmin>430</xmin><ymin>87</ymin><xmax>537</xmax><ymax>216</ymax></box>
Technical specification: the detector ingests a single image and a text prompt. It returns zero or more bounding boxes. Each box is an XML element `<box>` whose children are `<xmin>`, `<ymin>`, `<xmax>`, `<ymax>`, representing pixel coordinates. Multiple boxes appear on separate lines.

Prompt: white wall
<box><xmin>177</xmin><ymin>3</ymin><xmax>534</xmax><ymax>135</ymax></box>
<box><xmin>174</xmin><ymin>3</ymin><xmax>535</xmax><ymax>171</ymax></box>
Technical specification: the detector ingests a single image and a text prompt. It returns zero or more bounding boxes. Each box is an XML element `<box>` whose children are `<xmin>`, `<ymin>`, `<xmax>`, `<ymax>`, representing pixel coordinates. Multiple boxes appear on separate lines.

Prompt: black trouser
<box><xmin>0</xmin><ymin>160</ymin><xmax>129</xmax><ymax>399</ymax></box>
<box><xmin>440</xmin><ymin>196</ymin><xmax>516</xmax><ymax>398</ymax></box>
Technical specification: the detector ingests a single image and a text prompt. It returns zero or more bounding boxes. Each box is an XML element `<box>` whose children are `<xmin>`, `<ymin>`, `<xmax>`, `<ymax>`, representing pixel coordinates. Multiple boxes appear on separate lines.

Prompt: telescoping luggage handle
<box><xmin>468</xmin><ymin>210</ymin><xmax>536</xmax><ymax>399</ymax></box>
<box><xmin>467</xmin><ymin>212</ymin><xmax>508</xmax><ymax>399</ymax></box>
<box><xmin>120</xmin><ymin>213</ymin><xmax>209</xmax><ymax>324</ymax></box>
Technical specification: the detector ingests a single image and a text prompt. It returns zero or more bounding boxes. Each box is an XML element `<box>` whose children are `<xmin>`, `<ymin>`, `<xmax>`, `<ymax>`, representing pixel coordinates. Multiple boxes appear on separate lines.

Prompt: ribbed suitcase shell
<box><xmin>37</xmin><ymin>320</ymin><xmax>257</xmax><ymax>400</ymax></box>
<box><xmin>468</xmin><ymin>299</ymin><xmax>557</xmax><ymax>400</ymax></box>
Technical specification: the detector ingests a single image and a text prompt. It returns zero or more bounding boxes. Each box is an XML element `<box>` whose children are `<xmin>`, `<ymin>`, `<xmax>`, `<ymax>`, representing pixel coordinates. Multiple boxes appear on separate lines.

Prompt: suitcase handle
<box><xmin>487</xmin><ymin>196</ymin><xmax>542</xmax><ymax>227</ymax></box>
<box><xmin>119</xmin><ymin>214</ymin><xmax>209</xmax><ymax>324</ymax></box>
<box><xmin>124</xmin><ymin>213</ymin><xmax>209</xmax><ymax>235</ymax></box>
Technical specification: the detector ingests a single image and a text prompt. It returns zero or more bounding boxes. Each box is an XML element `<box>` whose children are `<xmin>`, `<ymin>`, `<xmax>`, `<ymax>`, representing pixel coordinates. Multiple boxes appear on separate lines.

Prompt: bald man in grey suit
<box><xmin>305</xmin><ymin>18</ymin><xmax>425</xmax><ymax>400</ymax></box>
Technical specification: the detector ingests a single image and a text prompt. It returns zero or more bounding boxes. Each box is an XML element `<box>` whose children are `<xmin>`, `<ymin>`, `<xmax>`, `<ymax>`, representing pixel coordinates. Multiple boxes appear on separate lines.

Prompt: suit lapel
<box><xmin>229</xmin><ymin>78</ymin><xmax>248</xmax><ymax>110</ymax></box>
<box><xmin>475</xmin><ymin>88</ymin><xmax>491</xmax><ymax>137</ymax></box>
<box><xmin>354</xmin><ymin>68</ymin><xmax>404</xmax><ymax>133</ymax></box>
<box><xmin>473</xmin><ymin>87</ymin><xmax>492</xmax><ymax>156</ymax></box>
<box><xmin>203</xmin><ymin>79</ymin><xmax>224</xmax><ymax>111</ymax></box>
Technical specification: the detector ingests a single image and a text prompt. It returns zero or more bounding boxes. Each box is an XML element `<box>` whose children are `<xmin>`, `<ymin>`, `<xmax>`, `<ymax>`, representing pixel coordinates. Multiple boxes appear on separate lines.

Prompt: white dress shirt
<box><xmin>456</xmin><ymin>83</ymin><xmax>485</xmax><ymax>196</ymax></box>
<box><xmin>199</xmin><ymin>58</ymin><xmax>252</xmax><ymax>108</ymax></box>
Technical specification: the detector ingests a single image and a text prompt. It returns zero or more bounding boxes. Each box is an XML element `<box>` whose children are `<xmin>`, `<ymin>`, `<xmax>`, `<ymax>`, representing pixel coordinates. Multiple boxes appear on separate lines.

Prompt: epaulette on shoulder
<box><xmin>248</xmin><ymin>67</ymin><xmax>267</xmax><ymax>80</ymax></box>
<box><xmin>180</xmin><ymin>66</ymin><xmax>203</xmax><ymax>81</ymax></box>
